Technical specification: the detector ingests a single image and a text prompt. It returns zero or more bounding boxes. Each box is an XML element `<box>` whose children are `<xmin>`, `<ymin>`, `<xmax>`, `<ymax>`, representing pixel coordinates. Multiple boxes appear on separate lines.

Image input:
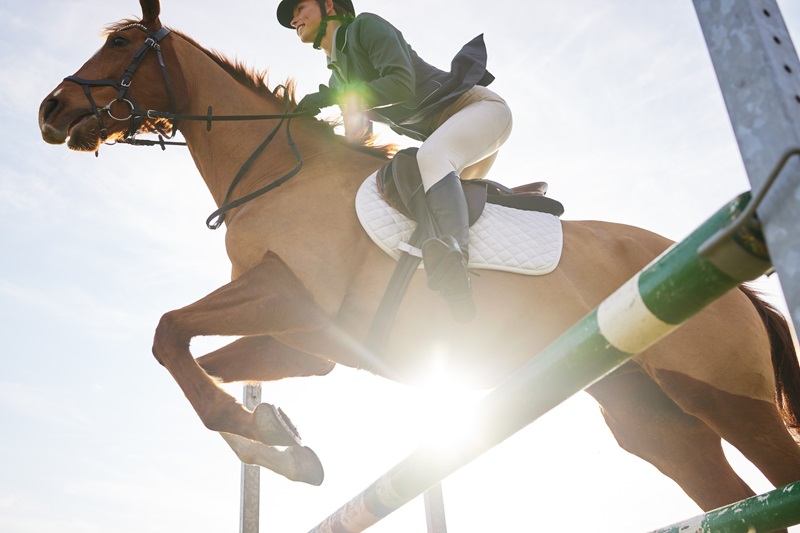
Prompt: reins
<box><xmin>197</xmin><ymin>103</ymin><xmax>305</xmax><ymax>230</ymax></box>
<box><xmin>63</xmin><ymin>23</ymin><xmax>315</xmax><ymax>230</ymax></box>
<box><xmin>130</xmin><ymin>102</ymin><xmax>310</xmax><ymax>230</ymax></box>
<box><xmin>138</xmin><ymin>102</ymin><xmax>310</xmax><ymax>229</ymax></box>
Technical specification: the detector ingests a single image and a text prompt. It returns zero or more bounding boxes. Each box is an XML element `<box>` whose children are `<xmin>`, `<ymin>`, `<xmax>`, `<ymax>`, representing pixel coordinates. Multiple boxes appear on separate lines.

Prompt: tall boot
<box><xmin>421</xmin><ymin>172</ymin><xmax>476</xmax><ymax>323</ymax></box>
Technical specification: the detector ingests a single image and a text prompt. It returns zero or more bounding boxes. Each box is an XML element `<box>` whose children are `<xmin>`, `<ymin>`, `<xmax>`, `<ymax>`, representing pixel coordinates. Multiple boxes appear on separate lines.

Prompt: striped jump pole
<box><xmin>308</xmin><ymin>191</ymin><xmax>773</xmax><ymax>533</ymax></box>
<box><xmin>649</xmin><ymin>480</ymin><xmax>800</xmax><ymax>533</ymax></box>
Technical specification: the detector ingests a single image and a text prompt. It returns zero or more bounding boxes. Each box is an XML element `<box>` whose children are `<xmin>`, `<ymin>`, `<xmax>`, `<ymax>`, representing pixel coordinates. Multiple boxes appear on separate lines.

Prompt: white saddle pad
<box><xmin>355</xmin><ymin>173</ymin><xmax>563</xmax><ymax>275</ymax></box>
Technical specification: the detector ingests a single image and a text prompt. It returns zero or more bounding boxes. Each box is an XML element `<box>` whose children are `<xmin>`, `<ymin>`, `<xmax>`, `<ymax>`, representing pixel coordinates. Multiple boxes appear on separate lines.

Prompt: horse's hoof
<box><xmin>288</xmin><ymin>446</ymin><xmax>325</xmax><ymax>486</ymax></box>
<box><xmin>253</xmin><ymin>403</ymin><xmax>301</xmax><ymax>446</ymax></box>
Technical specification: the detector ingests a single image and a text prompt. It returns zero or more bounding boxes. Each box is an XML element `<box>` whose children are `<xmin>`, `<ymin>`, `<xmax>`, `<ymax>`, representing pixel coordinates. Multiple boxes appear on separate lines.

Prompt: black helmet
<box><xmin>277</xmin><ymin>0</ymin><xmax>355</xmax><ymax>29</ymax></box>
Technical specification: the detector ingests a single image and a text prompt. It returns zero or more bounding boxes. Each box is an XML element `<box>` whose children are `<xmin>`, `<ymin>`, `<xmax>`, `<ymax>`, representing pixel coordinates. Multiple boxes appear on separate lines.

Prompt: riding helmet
<box><xmin>277</xmin><ymin>0</ymin><xmax>355</xmax><ymax>29</ymax></box>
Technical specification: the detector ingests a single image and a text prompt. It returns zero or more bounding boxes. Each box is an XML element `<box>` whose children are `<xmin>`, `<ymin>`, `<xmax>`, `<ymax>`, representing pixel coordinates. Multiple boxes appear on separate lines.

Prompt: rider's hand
<box><xmin>295</xmin><ymin>85</ymin><xmax>334</xmax><ymax>116</ymax></box>
<box><xmin>340</xmin><ymin>90</ymin><xmax>372</xmax><ymax>143</ymax></box>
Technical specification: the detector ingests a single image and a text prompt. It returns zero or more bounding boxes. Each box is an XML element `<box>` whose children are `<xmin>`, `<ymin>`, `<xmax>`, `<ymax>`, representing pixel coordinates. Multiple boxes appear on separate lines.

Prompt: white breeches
<box><xmin>417</xmin><ymin>86</ymin><xmax>513</xmax><ymax>191</ymax></box>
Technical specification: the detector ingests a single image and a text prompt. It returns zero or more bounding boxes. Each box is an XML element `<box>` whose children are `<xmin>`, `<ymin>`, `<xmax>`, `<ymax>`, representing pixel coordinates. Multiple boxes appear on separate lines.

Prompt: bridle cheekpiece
<box><xmin>64</xmin><ymin>23</ymin><xmax>177</xmax><ymax>144</ymax></box>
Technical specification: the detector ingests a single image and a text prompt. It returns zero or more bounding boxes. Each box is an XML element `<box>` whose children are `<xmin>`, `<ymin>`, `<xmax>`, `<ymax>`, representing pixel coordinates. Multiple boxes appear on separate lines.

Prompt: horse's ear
<box><xmin>140</xmin><ymin>0</ymin><xmax>162</xmax><ymax>26</ymax></box>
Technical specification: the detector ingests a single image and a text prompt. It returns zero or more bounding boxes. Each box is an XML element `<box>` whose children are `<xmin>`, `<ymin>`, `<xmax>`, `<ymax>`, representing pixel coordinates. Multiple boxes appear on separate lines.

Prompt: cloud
<box><xmin>0</xmin><ymin>381</ymin><xmax>94</xmax><ymax>428</ymax></box>
<box><xmin>0</xmin><ymin>280</ymin><xmax>148</xmax><ymax>341</ymax></box>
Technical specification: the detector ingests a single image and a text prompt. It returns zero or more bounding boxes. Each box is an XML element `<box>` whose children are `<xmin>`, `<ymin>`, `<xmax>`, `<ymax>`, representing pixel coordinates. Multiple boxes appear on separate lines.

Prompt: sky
<box><xmin>2</xmin><ymin>1</ymin><xmax>800</xmax><ymax>532</ymax></box>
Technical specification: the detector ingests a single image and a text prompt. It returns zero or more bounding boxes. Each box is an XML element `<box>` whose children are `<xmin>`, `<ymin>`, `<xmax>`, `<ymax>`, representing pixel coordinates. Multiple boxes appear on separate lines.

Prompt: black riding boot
<box><xmin>421</xmin><ymin>172</ymin><xmax>476</xmax><ymax>323</ymax></box>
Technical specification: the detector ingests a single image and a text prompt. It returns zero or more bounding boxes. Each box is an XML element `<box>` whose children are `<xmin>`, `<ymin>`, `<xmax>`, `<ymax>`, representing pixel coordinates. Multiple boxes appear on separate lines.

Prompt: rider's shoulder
<box><xmin>348</xmin><ymin>12</ymin><xmax>399</xmax><ymax>33</ymax></box>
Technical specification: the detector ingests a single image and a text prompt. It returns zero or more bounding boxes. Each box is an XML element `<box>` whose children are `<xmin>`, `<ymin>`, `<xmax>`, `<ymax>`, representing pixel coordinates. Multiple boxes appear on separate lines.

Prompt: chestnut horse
<box><xmin>38</xmin><ymin>0</ymin><xmax>800</xmax><ymax>520</ymax></box>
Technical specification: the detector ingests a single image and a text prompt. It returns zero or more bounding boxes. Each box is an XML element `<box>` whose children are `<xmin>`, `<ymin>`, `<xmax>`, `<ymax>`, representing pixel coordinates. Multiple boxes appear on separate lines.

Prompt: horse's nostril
<box><xmin>41</xmin><ymin>98</ymin><xmax>59</xmax><ymax>122</ymax></box>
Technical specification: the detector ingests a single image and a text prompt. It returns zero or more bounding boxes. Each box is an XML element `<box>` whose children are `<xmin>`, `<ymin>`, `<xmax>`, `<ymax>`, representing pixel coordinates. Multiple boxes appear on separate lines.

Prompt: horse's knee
<box><xmin>152</xmin><ymin>310</ymin><xmax>189</xmax><ymax>366</ymax></box>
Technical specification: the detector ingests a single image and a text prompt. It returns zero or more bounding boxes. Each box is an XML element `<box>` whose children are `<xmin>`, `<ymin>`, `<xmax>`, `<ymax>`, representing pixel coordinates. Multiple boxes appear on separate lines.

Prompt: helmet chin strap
<box><xmin>312</xmin><ymin>0</ymin><xmax>328</xmax><ymax>50</ymax></box>
<box><xmin>311</xmin><ymin>1</ymin><xmax>354</xmax><ymax>50</ymax></box>
<box><xmin>313</xmin><ymin>18</ymin><xmax>328</xmax><ymax>49</ymax></box>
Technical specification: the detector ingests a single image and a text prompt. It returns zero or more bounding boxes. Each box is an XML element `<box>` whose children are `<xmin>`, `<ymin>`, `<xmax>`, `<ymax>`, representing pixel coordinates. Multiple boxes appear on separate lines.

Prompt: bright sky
<box><xmin>2</xmin><ymin>1</ymin><xmax>800</xmax><ymax>532</ymax></box>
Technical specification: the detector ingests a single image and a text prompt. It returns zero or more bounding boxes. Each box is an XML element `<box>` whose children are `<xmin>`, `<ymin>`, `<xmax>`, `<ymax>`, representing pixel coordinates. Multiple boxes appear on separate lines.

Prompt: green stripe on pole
<box><xmin>639</xmin><ymin>194</ymin><xmax>750</xmax><ymax>324</ymax></box>
<box><xmin>649</xmin><ymin>480</ymin><xmax>800</xmax><ymax>533</ymax></box>
<box><xmin>308</xmin><ymin>192</ymin><xmax>773</xmax><ymax>533</ymax></box>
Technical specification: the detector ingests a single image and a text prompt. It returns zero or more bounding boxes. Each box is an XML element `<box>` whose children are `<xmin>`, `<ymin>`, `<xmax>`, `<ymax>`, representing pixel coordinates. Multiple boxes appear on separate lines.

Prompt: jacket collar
<box><xmin>327</xmin><ymin>23</ymin><xmax>351</xmax><ymax>79</ymax></box>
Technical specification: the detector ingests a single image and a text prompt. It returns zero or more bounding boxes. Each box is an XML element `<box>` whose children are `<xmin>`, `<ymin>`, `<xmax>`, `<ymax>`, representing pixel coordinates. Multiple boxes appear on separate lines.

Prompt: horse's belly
<box><xmin>375</xmin><ymin>270</ymin><xmax>591</xmax><ymax>388</ymax></box>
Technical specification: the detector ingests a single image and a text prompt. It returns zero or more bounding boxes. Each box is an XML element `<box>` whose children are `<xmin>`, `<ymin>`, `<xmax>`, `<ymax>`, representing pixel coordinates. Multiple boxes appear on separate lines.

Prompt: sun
<box><xmin>409</xmin><ymin>345</ymin><xmax>487</xmax><ymax>456</ymax></box>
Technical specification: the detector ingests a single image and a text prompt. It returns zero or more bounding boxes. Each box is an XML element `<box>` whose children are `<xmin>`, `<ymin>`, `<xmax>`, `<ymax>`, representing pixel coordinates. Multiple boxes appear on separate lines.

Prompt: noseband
<box><xmin>64</xmin><ymin>24</ymin><xmax>177</xmax><ymax>143</ymax></box>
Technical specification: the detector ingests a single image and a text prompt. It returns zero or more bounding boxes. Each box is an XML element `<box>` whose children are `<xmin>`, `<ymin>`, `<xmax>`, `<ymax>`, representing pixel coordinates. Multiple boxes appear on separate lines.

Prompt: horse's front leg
<box><xmin>197</xmin><ymin>335</ymin><xmax>335</xmax><ymax>383</ymax></box>
<box><xmin>152</xmin><ymin>251</ymin><xmax>329</xmax><ymax>446</ymax></box>
<box><xmin>219</xmin><ymin>432</ymin><xmax>325</xmax><ymax>485</ymax></box>
<box><xmin>194</xmin><ymin>335</ymin><xmax>334</xmax><ymax>485</ymax></box>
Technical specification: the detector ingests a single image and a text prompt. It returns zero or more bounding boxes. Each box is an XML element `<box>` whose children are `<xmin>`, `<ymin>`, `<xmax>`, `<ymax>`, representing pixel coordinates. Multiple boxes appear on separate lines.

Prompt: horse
<box><xmin>38</xmin><ymin>0</ymin><xmax>800</xmax><ymax>523</ymax></box>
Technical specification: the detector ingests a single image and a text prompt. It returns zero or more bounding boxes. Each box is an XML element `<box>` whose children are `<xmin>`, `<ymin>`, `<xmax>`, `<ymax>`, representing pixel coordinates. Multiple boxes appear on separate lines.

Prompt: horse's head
<box><xmin>38</xmin><ymin>0</ymin><xmax>178</xmax><ymax>152</ymax></box>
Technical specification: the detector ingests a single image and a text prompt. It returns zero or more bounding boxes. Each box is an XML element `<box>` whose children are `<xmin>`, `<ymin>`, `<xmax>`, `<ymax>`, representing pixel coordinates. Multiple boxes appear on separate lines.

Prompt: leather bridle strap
<box><xmin>63</xmin><ymin>25</ymin><xmax>176</xmax><ymax>142</ymax></box>
<box><xmin>205</xmin><ymin>114</ymin><xmax>303</xmax><ymax>229</ymax></box>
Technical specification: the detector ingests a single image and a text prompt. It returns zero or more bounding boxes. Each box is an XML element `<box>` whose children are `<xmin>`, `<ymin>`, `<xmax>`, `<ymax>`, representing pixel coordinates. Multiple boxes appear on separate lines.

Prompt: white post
<box><xmin>240</xmin><ymin>383</ymin><xmax>262</xmax><ymax>533</ymax></box>
<box><xmin>423</xmin><ymin>483</ymin><xmax>448</xmax><ymax>533</ymax></box>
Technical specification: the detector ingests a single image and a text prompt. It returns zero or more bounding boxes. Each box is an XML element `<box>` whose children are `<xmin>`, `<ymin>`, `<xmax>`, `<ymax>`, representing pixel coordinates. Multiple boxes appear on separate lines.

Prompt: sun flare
<box><xmin>411</xmin><ymin>346</ymin><xmax>486</xmax><ymax>456</ymax></box>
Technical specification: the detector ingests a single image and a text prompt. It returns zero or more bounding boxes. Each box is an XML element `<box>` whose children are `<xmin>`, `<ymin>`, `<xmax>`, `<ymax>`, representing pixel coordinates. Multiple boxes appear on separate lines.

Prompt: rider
<box><xmin>277</xmin><ymin>0</ymin><xmax>513</xmax><ymax>322</ymax></box>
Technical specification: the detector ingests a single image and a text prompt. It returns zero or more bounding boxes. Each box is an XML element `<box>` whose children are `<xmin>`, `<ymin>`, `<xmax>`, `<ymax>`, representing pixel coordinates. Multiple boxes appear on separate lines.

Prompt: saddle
<box><xmin>376</xmin><ymin>148</ymin><xmax>564</xmax><ymax>231</ymax></box>
<box><xmin>365</xmin><ymin>147</ymin><xmax>564</xmax><ymax>356</ymax></box>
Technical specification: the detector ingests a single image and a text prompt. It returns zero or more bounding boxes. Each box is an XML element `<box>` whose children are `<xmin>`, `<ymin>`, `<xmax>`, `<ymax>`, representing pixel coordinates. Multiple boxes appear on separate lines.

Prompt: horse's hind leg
<box><xmin>587</xmin><ymin>361</ymin><xmax>757</xmax><ymax>512</ymax></box>
<box><xmin>152</xmin><ymin>251</ymin><xmax>329</xmax><ymax>447</ymax></box>
<box><xmin>655</xmin><ymin>368</ymin><xmax>800</xmax><ymax>491</ymax></box>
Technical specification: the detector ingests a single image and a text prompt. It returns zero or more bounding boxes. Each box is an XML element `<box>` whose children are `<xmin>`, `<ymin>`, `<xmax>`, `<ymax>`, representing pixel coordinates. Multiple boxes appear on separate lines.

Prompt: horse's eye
<box><xmin>110</xmin><ymin>36</ymin><xmax>129</xmax><ymax>48</ymax></box>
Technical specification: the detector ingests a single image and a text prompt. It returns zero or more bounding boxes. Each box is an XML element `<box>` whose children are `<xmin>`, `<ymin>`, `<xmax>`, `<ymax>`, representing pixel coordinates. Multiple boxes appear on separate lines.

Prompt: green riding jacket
<box><xmin>318</xmin><ymin>13</ymin><xmax>494</xmax><ymax>141</ymax></box>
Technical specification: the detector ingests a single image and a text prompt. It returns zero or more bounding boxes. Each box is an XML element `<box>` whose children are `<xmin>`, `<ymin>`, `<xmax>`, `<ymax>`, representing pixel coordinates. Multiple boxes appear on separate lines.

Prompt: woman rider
<box><xmin>277</xmin><ymin>0</ymin><xmax>513</xmax><ymax>322</ymax></box>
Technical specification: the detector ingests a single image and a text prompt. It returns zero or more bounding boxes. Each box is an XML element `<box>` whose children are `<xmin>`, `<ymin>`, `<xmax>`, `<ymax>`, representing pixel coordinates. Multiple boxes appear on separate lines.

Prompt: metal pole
<box><xmin>240</xmin><ymin>383</ymin><xmax>262</xmax><ymax>533</ymax></box>
<box><xmin>307</xmin><ymin>193</ymin><xmax>772</xmax><ymax>533</ymax></box>
<box><xmin>423</xmin><ymin>484</ymin><xmax>447</xmax><ymax>533</ymax></box>
<box><xmin>649</xmin><ymin>480</ymin><xmax>800</xmax><ymax>533</ymax></box>
<box><xmin>693</xmin><ymin>0</ymin><xmax>800</xmax><ymax>331</ymax></box>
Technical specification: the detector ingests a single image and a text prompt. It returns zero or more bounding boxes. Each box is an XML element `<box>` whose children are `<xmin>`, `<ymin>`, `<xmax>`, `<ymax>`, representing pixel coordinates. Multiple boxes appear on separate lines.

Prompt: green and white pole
<box><xmin>650</xmin><ymin>480</ymin><xmax>800</xmax><ymax>533</ymax></box>
<box><xmin>308</xmin><ymin>192</ymin><xmax>773</xmax><ymax>533</ymax></box>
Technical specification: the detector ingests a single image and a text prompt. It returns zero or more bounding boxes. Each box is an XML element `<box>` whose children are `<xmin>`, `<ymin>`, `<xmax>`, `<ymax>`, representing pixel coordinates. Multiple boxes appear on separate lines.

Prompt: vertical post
<box><xmin>423</xmin><ymin>483</ymin><xmax>448</xmax><ymax>533</ymax></box>
<box><xmin>693</xmin><ymin>0</ymin><xmax>800</xmax><ymax>330</ymax></box>
<box><xmin>240</xmin><ymin>383</ymin><xmax>262</xmax><ymax>533</ymax></box>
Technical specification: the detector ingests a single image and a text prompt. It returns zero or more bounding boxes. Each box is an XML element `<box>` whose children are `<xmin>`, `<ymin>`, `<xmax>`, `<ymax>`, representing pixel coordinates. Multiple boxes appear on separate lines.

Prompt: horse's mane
<box><xmin>104</xmin><ymin>19</ymin><xmax>394</xmax><ymax>159</ymax></box>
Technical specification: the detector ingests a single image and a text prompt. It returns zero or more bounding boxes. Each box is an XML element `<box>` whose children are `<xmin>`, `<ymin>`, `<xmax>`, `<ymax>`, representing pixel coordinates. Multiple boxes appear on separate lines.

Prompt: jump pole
<box><xmin>308</xmin><ymin>190</ymin><xmax>773</xmax><ymax>533</ymax></box>
<box><xmin>649</xmin><ymin>480</ymin><xmax>800</xmax><ymax>533</ymax></box>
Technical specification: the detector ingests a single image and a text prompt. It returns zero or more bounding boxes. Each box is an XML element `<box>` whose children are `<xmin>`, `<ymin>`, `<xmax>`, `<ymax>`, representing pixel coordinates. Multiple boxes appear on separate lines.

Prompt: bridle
<box><xmin>64</xmin><ymin>23</ymin><xmax>178</xmax><ymax>143</ymax></box>
<box><xmin>63</xmin><ymin>23</ymin><xmax>312</xmax><ymax>230</ymax></box>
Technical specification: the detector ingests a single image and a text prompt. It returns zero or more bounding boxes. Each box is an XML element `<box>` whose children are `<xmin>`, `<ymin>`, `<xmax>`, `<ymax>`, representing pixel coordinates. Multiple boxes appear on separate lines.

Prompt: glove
<box><xmin>295</xmin><ymin>85</ymin><xmax>335</xmax><ymax>116</ymax></box>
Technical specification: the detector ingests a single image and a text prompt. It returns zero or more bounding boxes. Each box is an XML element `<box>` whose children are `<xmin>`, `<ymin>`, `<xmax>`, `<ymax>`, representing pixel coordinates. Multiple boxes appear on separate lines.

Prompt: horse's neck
<box><xmin>168</xmin><ymin>36</ymin><xmax>303</xmax><ymax>205</ymax></box>
<box><xmin>166</xmin><ymin>34</ymin><xmax>380</xmax><ymax>219</ymax></box>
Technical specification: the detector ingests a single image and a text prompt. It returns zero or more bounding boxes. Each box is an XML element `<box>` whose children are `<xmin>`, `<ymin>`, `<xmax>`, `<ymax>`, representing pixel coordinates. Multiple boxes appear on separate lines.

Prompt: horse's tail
<box><xmin>740</xmin><ymin>285</ymin><xmax>800</xmax><ymax>440</ymax></box>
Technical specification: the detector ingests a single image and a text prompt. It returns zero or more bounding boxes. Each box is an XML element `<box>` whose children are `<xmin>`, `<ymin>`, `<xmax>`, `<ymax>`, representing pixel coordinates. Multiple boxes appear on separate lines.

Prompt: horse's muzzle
<box><xmin>38</xmin><ymin>95</ymin><xmax>68</xmax><ymax>145</ymax></box>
